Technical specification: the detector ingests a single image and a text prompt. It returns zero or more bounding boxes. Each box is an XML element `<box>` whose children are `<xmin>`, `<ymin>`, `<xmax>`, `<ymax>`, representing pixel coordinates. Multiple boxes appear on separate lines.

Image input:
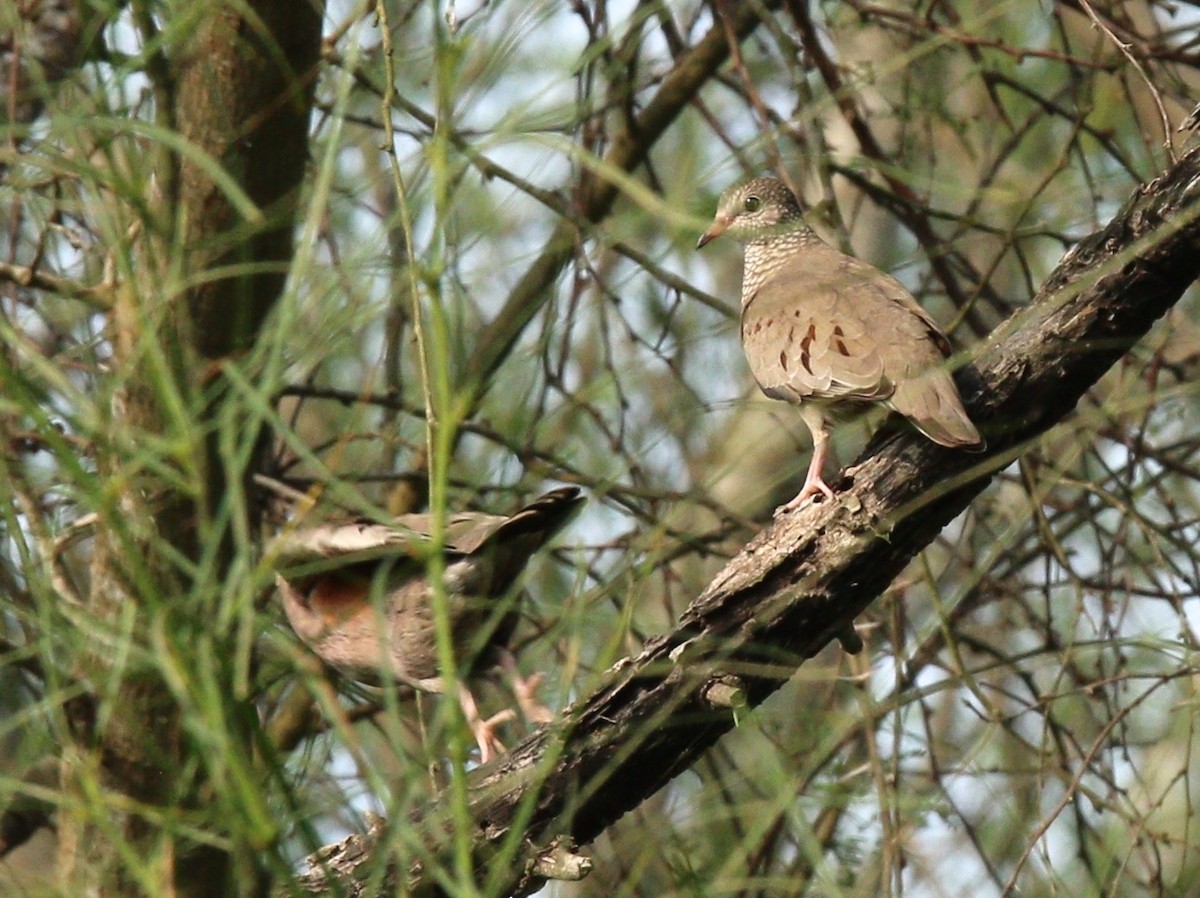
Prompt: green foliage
<box><xmin>3</xmin><ymin>1</ymin><xmax>1200</xmax><ymax>896</ymax></box>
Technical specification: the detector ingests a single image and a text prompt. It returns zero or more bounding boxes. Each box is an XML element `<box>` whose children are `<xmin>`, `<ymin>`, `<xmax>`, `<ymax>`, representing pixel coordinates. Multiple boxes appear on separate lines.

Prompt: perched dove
<box><xmin>272</xmin><ymin>486</ymin><xmax>583</xmax><ymax>761</ymax></box>
<box><xmin>698</xmin><ymin>176</ymin><xmax>982</xmax><ymax>511</ymax></box>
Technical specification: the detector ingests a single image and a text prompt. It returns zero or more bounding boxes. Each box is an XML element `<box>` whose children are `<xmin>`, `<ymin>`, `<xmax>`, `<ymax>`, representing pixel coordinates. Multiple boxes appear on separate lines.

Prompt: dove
<box><xmin>271</xmin><ymin>486</ymin><xmax>583</xmax><ymax>761</ymax></box>
<box><xmin>698</xmin><ymin>176</ymin><xmax>982</xmax><ymax>511</ymax></box>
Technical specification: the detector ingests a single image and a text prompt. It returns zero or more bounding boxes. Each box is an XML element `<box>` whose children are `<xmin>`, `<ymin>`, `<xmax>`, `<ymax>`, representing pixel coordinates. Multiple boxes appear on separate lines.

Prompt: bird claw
<box><xmin>512</xmin><ymin>672</ymin><xmax>555</xmax><ymax>725</ymax></box>
<box><xmin>501</xmin><ymin>652</ymin><xmax>555</xmax><ymax>725</ymax></box>
<box><xmin>776</xmin><ymin>476</ymin><xmax>835</xmax><ymax>516</ymax></box>
<box><xmin>458</xmin><ymin>656</ymin><xmax>557</xmax><ymax>763</ymax></box>
<box><xmin>471</xmin><ymin>709</ymin><xmax>517</xmax><ymax>763</ymax></box>
<box><xmin>458</xmin><ymin>684</ymin><xmax>514</xmax><ymax>763</ymax></box>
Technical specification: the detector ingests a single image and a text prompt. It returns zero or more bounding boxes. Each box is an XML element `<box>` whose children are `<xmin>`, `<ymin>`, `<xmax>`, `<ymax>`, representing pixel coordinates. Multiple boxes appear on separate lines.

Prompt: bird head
<box><xmin>696</xmin><ymin>176</ymin><xmax>804</xmax><ymax>248</ymax></box>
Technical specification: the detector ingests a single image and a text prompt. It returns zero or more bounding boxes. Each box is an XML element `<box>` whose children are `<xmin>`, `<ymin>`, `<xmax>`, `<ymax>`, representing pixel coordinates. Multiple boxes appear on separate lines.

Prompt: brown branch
<box><xmin>175</xmin><ymin>0</ymin><xmax>323</xmax><ymax>361</ymax></box>
<box><xmin>0</xmin><ymin>259</ymin><xmax>110</xmax><ymax>309</ymax></box>
<box><xmin>290</xmin><ymin>142</ymin><xmax>1200</xmax><ymax>896</ymax></box>
<box><xmin>842</xmin><ymin>0</ymin><xmax>1119</xmax><ymax>71</ymax></box>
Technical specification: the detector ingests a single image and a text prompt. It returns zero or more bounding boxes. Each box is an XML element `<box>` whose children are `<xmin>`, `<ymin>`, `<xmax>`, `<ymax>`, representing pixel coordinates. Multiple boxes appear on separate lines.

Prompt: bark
<box><xmin>290</xmin><ymin>145</ymin><xmax>1200</xmax><ymax>896</ymax></box>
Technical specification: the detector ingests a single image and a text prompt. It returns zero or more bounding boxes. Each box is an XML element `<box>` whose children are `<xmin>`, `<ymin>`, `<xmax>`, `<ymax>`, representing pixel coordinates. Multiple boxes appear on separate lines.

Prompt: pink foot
<box><xmin>500</xmin><ymin>653</ymin><xmax>554</xmax><ymax>725</ymax></box>
<box><xmin>777</xmin><ymin>475</ymin><xmax>835</xmax><ymax>515</ymax></box>
<box><xmin>458</xmin><ymin>684</ymin><xmax>515</xmax><ymax>763</ymax></box>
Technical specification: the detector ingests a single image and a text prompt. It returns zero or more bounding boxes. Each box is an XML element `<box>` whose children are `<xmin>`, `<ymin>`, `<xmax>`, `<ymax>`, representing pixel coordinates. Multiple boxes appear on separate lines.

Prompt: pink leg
<box><xmin>457</xmin><ymin>683</ymin><xmax>516</xmax><ymax>763</ymax></box>
<box><xmin>500</xmin><ymin>652</ymin><xmax>554</xmax><ymax>725</ymax></box>
<box><xmin>779</xmin><ymin>406</ymin><xmax>835</xmax><ymax>513</ymax></box>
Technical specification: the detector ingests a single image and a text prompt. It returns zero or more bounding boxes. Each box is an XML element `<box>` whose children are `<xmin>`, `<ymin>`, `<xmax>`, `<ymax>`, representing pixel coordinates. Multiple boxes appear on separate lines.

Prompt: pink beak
<box><xmin>696</xmin><ymin>216</ymin><xmax>730</xmax><ymax>249</ymax></box>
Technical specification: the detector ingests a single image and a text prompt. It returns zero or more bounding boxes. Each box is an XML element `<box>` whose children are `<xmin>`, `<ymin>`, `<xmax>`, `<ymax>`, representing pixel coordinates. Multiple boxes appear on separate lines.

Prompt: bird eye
<box><xmin>743</xmin><ymin>196</ymin><xmax>761</xmax><ymax>213</ymax></box>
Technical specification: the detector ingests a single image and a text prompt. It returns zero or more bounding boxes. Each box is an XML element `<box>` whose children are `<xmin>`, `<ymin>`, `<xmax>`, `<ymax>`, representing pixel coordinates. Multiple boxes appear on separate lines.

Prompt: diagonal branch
<box><xmin>295</xmin><ymin>146</ymin><xmax>1200</xmax><ymax>896</ymax></box>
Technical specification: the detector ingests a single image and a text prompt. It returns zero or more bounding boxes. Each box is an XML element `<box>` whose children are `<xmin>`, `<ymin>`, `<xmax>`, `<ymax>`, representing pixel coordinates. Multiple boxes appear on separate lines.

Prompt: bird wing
<box><xmin>268</xmin><ymin>486</ymin><xmax>583</xmax><ymax>582</ymax></box>
<box><xmin>267</xmin><ymin>521</ymin><xmax>429</xmax><ymax>579</ymax></box>
<box><xmin>269</xmin><ymin>509</ymin><xmax>529</xmax><ymax>580</ymax></box>
<box><xmin>274</xmin><ymin>487</ymin><xmax>583</xmax><ymax>693</ymax></box>
<box><xmin>389</xmin><ymin>486</ymin><xmax>582</xmax><ymax>556</ymax></box>
<box><xmin>741</xmin><ymin>243</ymin><xmax>952</xmax><ymax>405</ymax></box>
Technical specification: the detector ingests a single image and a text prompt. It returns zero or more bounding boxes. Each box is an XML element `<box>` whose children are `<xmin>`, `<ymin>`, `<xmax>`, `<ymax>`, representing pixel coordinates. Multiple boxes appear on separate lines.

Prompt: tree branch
<box><xmin>0</xmin><ymin>259</ymin><xmax>110</xmax><ymax>309</ymax></box>
<box><xmin>291</xmin><ymin>145</ymin><xmax>1200</xmax><ymax>896</ymax></box>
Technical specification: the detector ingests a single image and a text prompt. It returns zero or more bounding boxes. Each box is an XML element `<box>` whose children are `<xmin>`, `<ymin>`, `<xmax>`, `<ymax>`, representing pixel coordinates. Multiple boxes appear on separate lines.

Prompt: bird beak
<box><xmin>696</xmin><ymin>216</ymin><xmax>729</xmax><ymax>249</ymax></box>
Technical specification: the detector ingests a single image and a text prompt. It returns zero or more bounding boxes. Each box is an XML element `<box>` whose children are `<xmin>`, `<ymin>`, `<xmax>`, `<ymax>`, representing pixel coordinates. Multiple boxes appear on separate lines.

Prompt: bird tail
<box><xmin>890</xmin><ymin>372</ymin><xmax>984</xmax><ymax>450</ymax></box>
<box><xmin>477</xmin><ymin>487</ymin><xmax>585</xmax><ymax>589</ymax></box>
<box><xmin>497</xmin><ymin>487</ymin><xmax>585</xmax><ymax>540</ymax></box>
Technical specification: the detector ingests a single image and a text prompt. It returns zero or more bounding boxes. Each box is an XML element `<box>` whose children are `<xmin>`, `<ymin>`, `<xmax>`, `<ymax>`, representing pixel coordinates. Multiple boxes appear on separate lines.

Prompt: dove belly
<box><xmin>280</xmin><ymin>571</ymin><xmax>510</xmax><ymax>695</ymax></box>
<box><xmin>741</xmin><ymin>307</ymin><xmax>893</xmax><ymax>406</ymax></box>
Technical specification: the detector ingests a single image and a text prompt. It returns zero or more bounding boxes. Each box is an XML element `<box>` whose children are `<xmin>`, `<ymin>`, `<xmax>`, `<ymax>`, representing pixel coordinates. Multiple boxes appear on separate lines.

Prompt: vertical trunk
<box><xmin>57</xmin><ymin>3</ymin><xmax>323</xmax><ymax>895</ymax></box>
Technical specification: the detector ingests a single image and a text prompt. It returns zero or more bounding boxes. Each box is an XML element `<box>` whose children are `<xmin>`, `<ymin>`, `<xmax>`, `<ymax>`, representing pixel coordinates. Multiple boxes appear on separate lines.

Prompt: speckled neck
<box><xmin>741</xmin><ymin>226</ymin><xmax>819</xmax><ymax>306</ymax></box>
